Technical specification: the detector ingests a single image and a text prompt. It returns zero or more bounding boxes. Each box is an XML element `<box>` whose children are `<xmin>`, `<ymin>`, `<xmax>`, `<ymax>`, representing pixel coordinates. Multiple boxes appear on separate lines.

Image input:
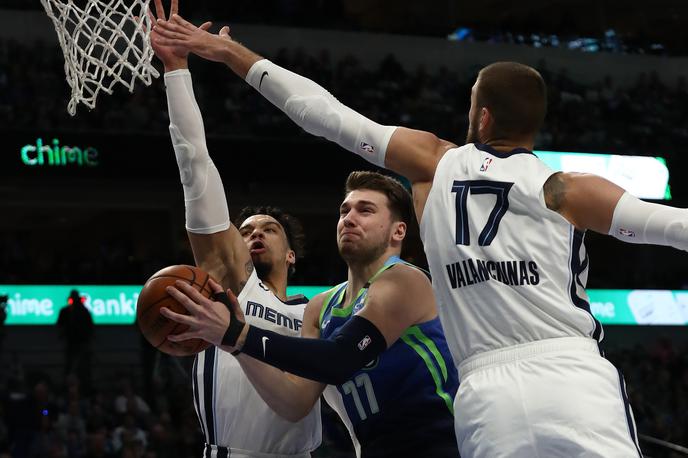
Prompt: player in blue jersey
<box><xmin>162</xmin><ymin>170</ymin><xmax>460</xmax><ymax>458</ymax></box>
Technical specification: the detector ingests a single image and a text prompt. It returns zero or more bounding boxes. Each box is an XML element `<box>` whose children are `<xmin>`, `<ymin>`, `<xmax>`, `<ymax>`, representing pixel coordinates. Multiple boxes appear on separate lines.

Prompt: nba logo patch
<box><xmin>360</xmin><ymin>142</ymin><xmax>375</xmax><ymax>154</ymax></box>
<box><xmin>358</xmin><ymin>335</ymin><xmax>372</xmax><ymax>351</ymax></box>
<box><xmin>619</xmin><ymin>228</ymin><xmax>636</xmax><ymax>238</ymax></box>
<box><xmin>480</xmin><ymin>157</ymin><xmax>493</xmax><ymax>172</ymax></box>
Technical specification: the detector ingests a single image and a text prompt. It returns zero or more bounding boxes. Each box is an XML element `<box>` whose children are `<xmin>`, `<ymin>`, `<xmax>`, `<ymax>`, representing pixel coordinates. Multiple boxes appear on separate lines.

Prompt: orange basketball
<box><xmin>137</xmin><ymin>264</ymin><xmax>214</xmax><ymax>356</ymax></box>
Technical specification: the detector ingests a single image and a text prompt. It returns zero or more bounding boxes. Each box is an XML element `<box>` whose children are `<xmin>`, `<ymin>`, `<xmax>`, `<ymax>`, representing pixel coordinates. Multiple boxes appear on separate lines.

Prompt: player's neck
<box><xmin>344</xmin><ymin>251</ymin><xmax>397</xmax><ymax>303</ymax></box>
<box><xmin>262</xmin><ymin>276</ymin><xmax>289</xmax><ymax>302</ymax></box>
<box><xmin>483</xmin><ymin>137</ymin><xmax>534</xmax><ymax>152</ymax></box>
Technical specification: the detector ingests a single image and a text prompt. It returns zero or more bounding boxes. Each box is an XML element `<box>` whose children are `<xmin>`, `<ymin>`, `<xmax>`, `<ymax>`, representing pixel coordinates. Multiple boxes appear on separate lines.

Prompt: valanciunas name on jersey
<box><xmin>445</xmin><ymin>258</ymin><xmax>540</xmax><ymax>289</ymax></box>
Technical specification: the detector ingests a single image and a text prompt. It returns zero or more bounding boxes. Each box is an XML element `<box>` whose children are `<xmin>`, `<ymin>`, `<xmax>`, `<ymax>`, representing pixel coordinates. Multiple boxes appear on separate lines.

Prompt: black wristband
<box><xmin>214</xmin><ymin>291</ymin><xmax>246</xmax><ymax>347</ymax></box>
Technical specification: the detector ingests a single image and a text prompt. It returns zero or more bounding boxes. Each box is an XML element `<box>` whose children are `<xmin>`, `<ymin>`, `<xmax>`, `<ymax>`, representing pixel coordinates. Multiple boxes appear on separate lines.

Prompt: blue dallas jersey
<box><xmin>319</xmin><ymin>256</ymin><xmax>459</xmax><ymax>458</ymax></box>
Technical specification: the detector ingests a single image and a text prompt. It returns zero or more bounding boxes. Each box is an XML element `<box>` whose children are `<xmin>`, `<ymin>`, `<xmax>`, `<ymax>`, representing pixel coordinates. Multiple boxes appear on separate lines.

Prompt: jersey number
<box><xmin>341</xmin><ymin>373</ymin><xmax>379</xmax><ymax>421</ymax></box>
<box><xmin>451</xmin><ymin>180</ymin><xmax>514</xmax><ymax>246</ymax></box>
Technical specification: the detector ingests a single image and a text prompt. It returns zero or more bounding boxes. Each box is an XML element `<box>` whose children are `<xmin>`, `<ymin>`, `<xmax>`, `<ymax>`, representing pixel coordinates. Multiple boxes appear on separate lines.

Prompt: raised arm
<box><xmin>544</xmin><ymin>172</ymin><xmax>688</xmax><ymax>250</ymax></box>
<box><xmin>150</xmin><ymin>0</ymin><xmax>253</xmax><ymax>294</ymax></box>
<box><xmin>153</xmin><ymin>15</ymin><xmax>457</xmax><ymax>186</ymax></box>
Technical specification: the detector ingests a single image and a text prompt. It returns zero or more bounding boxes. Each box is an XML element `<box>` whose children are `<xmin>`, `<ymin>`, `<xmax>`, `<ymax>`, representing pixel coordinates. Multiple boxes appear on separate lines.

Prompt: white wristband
<box><xmin>609</xmin><ymin>192</ymin><xmax>688</xmax><ymax>251</ymax></box>
<box><xmin>245</xmin><ymin>59</ymin><xmax>397</xmax><ymax>168</ymax></box>
<box><xmin>165</xmin><ymin>70</ymin><xmax>230</xmax><ymax>234</ymax></box>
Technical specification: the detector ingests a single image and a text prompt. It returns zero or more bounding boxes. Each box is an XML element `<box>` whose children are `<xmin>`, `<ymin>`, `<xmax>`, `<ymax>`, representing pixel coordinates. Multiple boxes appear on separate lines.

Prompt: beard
<box><xmin>339</xmin><ymin>238</ymin><xmax>388</xmax><ymax>267</ymax></box>
<box><xmin>465</xmin><ymin>111</ymin><xmax>481</xmax><ymax>144</ymax></box>
<box><xmin>253</xmin><ymin>259</ymin><xmax>273</xmax><ymax>280</ymax></box>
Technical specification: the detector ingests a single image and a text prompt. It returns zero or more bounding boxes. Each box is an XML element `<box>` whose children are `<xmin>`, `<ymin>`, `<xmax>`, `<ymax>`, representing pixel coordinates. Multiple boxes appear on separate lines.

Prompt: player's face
<box><xmin>466</xmin><ymin>79</ymin><xmax>482</xmax><ymax>144</ymax></box>
<box><xmin>337</xmin><ymin>189</ymin><xmax>397</xmax><ymax>264</ymax></box>
<box><xmin>239</xmin><ymin>215</ymin><xmax>294</xmax><ymax>278</ymax></box>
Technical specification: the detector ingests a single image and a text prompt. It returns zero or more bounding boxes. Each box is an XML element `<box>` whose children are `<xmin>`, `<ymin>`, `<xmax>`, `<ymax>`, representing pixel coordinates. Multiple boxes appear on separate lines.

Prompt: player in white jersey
<box><xmin>149</xmin><ymin>2</ymin><xmax>320</xmax><ymax>456</ymax></box>
<box><xmin>155</xmin><ymin>16</ymin><xmax>688</xmax><ymax>457</ymax></box>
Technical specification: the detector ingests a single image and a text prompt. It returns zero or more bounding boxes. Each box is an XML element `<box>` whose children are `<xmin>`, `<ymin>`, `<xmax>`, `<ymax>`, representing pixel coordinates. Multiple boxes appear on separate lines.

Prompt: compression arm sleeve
<box><xmin>609</xmin><ymin>192</ymin><xmax>688</xmax><ymax>251</ymax></box>
<box><xmin>165</xmin><ymin>69</ymin><xmax>230</xmax><ymax>234</ymax></box>
<box><xmin>245</xmin><ymin>59</ymin><xmax>397</xmax><ymax>168</ymax></box>
<box><xmin>239</xmin><ymin>315</ymin><xmax>387</xmax><ymax>385</ymax></box>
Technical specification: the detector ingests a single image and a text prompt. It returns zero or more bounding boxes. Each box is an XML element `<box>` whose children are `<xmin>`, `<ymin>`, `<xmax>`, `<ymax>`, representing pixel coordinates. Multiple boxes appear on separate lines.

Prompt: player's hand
<box><xmin>154</xmin><ymin>14</ymin><xmax>233</xmax><ymax>65</ymax></box>
<box><xmin>148</xmin><ymin>0</ymin><xmax>211</xmax><ymax>72</ymax></box>
<box><xmin>161</xmin><ymin>278</ymin><xmax>234</xmax><ymax>347</ymax></box>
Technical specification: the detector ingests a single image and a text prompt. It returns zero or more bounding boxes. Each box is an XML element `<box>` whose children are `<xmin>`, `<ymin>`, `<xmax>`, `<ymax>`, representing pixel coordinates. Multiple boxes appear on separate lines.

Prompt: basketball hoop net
<box><xmin>40</xmin><ymin>0</ymin><xmax>159</xmax><ymax>115</ymax></box>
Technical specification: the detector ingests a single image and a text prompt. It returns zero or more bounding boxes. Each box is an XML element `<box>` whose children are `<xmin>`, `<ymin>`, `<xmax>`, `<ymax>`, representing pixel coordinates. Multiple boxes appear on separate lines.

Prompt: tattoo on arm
<box><xmin>238</xmin><ymin>261</ymin><xmax>254</xmax><ymax>291</ymax></box>
<box><xmin>544</xmin><ymin>173</ymin><xmax>567</xmax><ymax>211</ymax></box>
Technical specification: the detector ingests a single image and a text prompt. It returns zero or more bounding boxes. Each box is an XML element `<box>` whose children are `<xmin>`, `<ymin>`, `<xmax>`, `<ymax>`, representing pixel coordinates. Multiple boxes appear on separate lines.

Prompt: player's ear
<box><xmin>392</xmin><ymin>221</ymin><xmax>406</xmax><ymax>243</ymax></box>
<box><xmin>479</xmin><ymin>107</ymin><xmax>492</xmax><ymax>138</ymax></box>
<box><xmin>286</xmin><ymin>249</ymin><xmax>296</xmax><ymax>267</ymax></box>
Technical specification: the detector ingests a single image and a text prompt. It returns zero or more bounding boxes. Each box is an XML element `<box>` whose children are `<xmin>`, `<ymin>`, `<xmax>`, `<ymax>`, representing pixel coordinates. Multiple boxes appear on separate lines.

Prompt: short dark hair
<box><xmin>476</xmin><ymin>62</ymin><xmax>547</xmax><ymax>139</ymax></box>
<box><xmin>236</xmin><ymin>206</ymin><xmax>306</xmax><ymax>264</ymax></box>
<box><xmin>344</xmin><ymin>171</ymin><xmax>414</xmax><ymax>225</ymax></box>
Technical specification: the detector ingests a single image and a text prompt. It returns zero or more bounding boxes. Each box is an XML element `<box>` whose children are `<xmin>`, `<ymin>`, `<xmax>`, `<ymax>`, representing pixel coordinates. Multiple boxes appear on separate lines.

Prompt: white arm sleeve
<box><xmin>609</xmin><ymin>192</ymin><xmax>688</xmax><ymax>251</ymax></box>
<box><xmin>245</xmin><ymin>59</ymin><xmax>397</xmax><ymax>168</ymax></box>
<box><xmin>165</xmin><ymin>69</ymin><xmax>230</xmax><ymax>234</ymax></box>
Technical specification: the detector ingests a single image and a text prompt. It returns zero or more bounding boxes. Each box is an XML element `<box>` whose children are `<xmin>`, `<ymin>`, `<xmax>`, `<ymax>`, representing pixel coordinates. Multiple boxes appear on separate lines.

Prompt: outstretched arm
<box><xmin>151</xmin><ymin>0</ymin><xmax>253</xmax><ymax>294</ymax></box>
<box><xmin>153</xmin><ymin>15</ymin><xmax>456</xmax><ymax>185</ymax></box>
<box><xmin>161</xmin><ymin>265</ymin><xmax>437</xmax><ymax>386</ymax></box>
<box><xmin>544</xmin><ymin>172</ymin><xmax>688</xmax><ymax>250</ymax></box>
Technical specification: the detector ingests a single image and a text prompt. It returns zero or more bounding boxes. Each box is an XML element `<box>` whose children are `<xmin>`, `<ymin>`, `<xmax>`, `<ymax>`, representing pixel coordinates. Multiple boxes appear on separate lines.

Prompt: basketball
<box><xmin>137</xmin><ymin>264</ymin><xmax>214</xmax><ymax>356</ymax></box>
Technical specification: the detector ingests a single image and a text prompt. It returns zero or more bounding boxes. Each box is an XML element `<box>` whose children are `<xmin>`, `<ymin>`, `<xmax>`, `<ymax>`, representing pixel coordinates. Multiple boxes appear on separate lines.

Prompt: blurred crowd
<box><xmin>610</xmin><ymin>338</ymin><xmax>688</xmax><ymax>457</ymax></box>
<box><xmin>0</xmin><ymin>354</ymin><xmax>352</xmax><ymax>458</ymax></box>
<box><xmin>2</xmin><ymin>39</ymin><xmax>688</xmax><ymax>162</ymax></box>
<box><xmin>0</xmin><ymin>338</ymin><xmax>685</xmax><ymax>457</ymax></box>
<box><xmin>3</xmin><ymin>38</ymin><xmax>688</xmax><ymax>288</ymax></box>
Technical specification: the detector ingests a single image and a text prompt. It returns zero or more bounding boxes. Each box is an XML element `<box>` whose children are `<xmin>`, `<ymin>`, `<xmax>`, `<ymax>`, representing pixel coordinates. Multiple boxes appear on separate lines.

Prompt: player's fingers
<box><xmin>159</xmin><ymin>306</ymin><xmax>194</xmax><ymax>325</ymax></box>
<box><xmin>153</xmin><ymin>24</ymin><xmax>188</xmax><ymax>41</ymax></box>
<box><xmin>170</xmin><ymin>0</ymin><xmax>178</xmax><ymax>17</ymax></box>
<box><xmin>174</xmin><ymin>280</ymin><xmax>213</xmax><ymax>306</ymax></box>
<box><xmin>165</xmin><ymin>284</ymin><xmax>204</xmax><ymax>312</ymax></box>
<box><xmin>167</xmin><ymin>331</ymin><xmax>197</xmax><ymax>342</ymax></box>
<box><xmin>225</xmin><ymin>287</ymin><xmax>240</xmax><ymax>306</ymax></box>
<box><xmin>219</xmin><ymin>26</ymin><xmax>230</xmax><ymax>38</ymax></box>
<box><xmin>199</xmin><ymin>21</ymin><xmax>213</xmax><ymax>32</ymax></box>
<box><xmin>171</xmin><ymin>13</ymin><xmax>196</xmax><ymax>31</ymax></box>
<box><xmin>147</xmin><ymin>8</ymin><xmax>157</xmax><ymax>27</ymax></box>
<box><xmin>208</xmin><ymin>278</ymin><xmax>224</xmax><ymax>295</ymax></box>
<box><xmin>152</xmin><ymin>0</ymin><xmax>165</xmax><ymax>21</ymax></box>
<box><xmin>153</xmin><ymin>36</ymin><xmax>178</xmax><ymax>47</ymax></box>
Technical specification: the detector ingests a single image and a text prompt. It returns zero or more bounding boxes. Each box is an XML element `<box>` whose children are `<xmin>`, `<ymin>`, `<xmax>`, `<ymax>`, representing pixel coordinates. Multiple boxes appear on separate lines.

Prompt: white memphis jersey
<box><xmin>420</xmin><ymin>143</ymin><xmax>602</xmax><ymax>364</ymax></box>
<box><xmin>193</xmin><ymin>270</ymin><xmax>321</xmax><ymax>456</ymax></box>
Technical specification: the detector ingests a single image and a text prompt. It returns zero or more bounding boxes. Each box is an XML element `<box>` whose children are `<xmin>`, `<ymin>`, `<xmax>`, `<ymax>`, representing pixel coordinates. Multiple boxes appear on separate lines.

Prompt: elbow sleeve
<box><xmin>165</xmin><ymin>70</ymin><xmax>230</xmax><ymax>234</ymax></box>
<box><xmin>245</xmin><ymin>59</ymin><xmax>397</xmax><ymax>168</ymax></box>
<box><xmin>609</xmin><ymin>192</ymin><xmax>688</xmax><ymax>251</ymax></box>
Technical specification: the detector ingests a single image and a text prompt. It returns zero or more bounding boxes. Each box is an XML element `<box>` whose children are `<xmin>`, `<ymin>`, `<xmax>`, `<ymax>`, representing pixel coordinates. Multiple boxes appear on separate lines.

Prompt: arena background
<box><xmin>1</xmin><ymin>1</ymin><xmax>688</xmax><ymax>456</ymax></box>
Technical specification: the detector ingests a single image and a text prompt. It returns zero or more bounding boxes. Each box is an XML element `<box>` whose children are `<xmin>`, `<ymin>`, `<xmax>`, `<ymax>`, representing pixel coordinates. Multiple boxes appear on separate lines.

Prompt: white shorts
<box><xmin>202</xmin><ymin>444</ymin><xmax>311</xmax><ymax>458</ymax></box>
<box><xmin>455</xmin><ymin>337</ymin><xmax>642</xmax><ymax>458</ymax></box>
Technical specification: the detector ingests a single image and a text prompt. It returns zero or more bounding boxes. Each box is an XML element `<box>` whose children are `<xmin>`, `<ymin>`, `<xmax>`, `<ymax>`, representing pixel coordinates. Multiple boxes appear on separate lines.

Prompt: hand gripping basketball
<box><xmin>161</xmin><ymin>278</ymin><xmax>245</xmax><ymax>348</ymax></box>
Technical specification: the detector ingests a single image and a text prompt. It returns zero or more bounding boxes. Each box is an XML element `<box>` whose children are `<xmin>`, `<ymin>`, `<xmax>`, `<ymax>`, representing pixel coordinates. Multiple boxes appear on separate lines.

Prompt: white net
<box><xmin>40</xmin><ymin>0</ymin><xmax>159</xmax><ymax>115</ymax></box>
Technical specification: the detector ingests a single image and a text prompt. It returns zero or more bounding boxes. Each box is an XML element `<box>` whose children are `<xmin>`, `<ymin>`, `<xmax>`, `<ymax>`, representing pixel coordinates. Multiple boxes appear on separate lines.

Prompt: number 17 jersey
<box><xmin>420</xmin><ymin>143</ymin><xmax>603</xmax><ymax>365</ymax></box>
